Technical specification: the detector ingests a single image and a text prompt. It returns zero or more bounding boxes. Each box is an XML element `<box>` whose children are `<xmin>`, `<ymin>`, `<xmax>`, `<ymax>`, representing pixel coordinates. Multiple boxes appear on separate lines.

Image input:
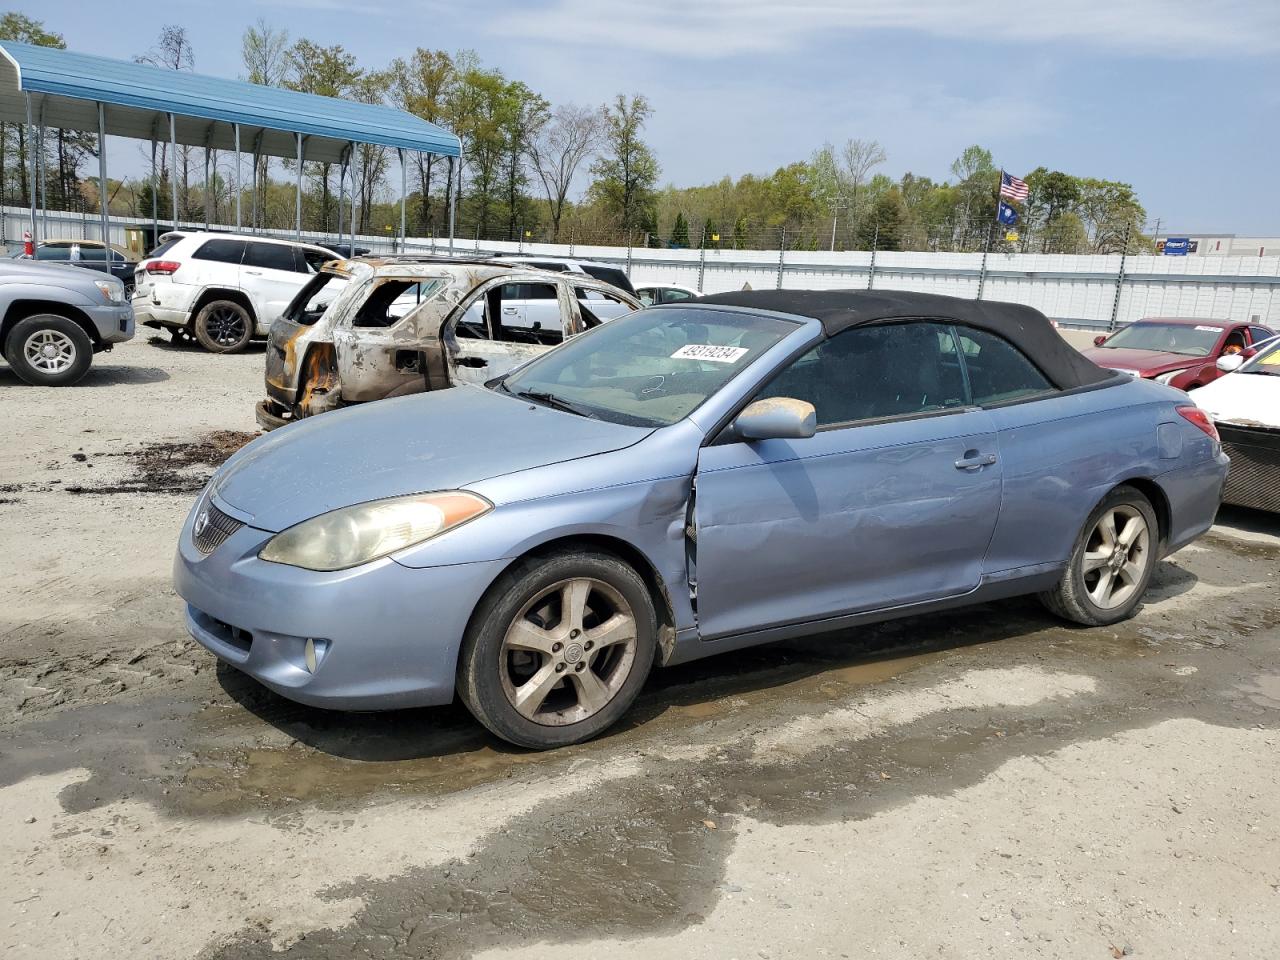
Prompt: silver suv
<box><xmin>0</xmin><ymin>259</ymin><xmax>134</xmax><ymax>386</ymax></box>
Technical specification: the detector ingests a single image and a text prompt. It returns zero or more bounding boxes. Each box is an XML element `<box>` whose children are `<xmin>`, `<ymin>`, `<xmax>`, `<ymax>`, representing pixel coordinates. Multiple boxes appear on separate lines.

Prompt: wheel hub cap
<box><xmin>499</xmin><ymin>577</ymin><xmax>639</xmax><ymax>726</ymax></box>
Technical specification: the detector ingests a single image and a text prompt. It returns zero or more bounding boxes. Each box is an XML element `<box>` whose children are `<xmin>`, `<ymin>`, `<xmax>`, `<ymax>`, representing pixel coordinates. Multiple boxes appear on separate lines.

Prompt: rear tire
<box><xmin>4</xmin><ymin>314</ymin><xmax>93</xmax><ymax>386</ymax></box>
<box><xmin>1039</xmin><ymin>484</ymin><xmax>1159</xmax><ymax>626</ymax></box>
<box><xmin>193</xmin><ymin>299</ymin><xmax>253</xmax><ymax>353</ymax></box>
<box><xmin>457</xmin><ymin>549</ymin><xmax>657</xmax><ymax>749</ymax></box>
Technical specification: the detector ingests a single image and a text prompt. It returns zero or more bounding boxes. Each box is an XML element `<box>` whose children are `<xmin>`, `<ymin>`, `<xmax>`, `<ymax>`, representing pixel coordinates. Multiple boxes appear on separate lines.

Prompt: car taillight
<box><xmin>1177</xmin><ymin>405</ymin><xmax>1219</xmax><ymax>442</ymax></box>
<box><xmin>145</xmin><ymin>260</ymin><xmax>181</xmax><ymax>275</ymax></box>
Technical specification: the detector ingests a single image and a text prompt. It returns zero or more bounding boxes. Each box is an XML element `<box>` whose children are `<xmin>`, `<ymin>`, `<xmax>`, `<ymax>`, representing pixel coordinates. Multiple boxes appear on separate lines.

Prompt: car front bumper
<box><xmin>86</xmin><ymin>302</ymin><xmax>135</xmax><ymax>345</ymax></box>
<box><xmin>173</xmin><ymin>493</ymin><xmax>506</xmax><ymax>710</ymax></box>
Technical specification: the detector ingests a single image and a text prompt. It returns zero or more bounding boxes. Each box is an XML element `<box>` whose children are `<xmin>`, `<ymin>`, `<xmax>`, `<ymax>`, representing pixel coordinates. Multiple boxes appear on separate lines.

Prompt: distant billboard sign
<box><xmin>1159</xmin><ymin>237</ymin><xmax>1194</xmax><ymax>256</ymax></box>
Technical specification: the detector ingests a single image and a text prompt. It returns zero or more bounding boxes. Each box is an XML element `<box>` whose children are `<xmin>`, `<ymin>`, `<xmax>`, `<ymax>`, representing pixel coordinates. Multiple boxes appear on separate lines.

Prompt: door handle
<box><xmin>244</xmin><ymin>269</ymin><xmax>263</xmax><ymax>276</ymax></box>
<box><xmin>955</xmin><ymin>452</ymin><xmax>997</xmax><ymax>470</ymax></box>
<box><xmin>502</xmin><ymin>306</ymin><xmax>519</xmax><ymax>314</ymax></box>
<box><xmin>455</xmin><ymin>356</ymin><xmax>488</xmax><ymax>368</ymax></box>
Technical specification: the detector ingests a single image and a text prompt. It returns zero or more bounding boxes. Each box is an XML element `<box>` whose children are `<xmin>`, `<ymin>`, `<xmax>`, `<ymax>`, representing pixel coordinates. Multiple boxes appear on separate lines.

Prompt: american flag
<box><xmin>1000</xmin><ymin>171</ymin><xmax>1029</xmax><ymax>202</ymax></box>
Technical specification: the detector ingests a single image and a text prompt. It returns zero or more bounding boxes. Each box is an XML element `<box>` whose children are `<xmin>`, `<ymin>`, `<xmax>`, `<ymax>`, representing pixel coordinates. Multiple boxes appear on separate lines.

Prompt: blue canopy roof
<box><xmin>0</xmin><ymin>40</ymin><xmax>460</xmax><ymax>163</ymax></box>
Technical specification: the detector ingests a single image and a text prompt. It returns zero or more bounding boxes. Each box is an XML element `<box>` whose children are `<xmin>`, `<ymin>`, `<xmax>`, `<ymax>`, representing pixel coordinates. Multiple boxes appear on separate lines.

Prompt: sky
<box><xmin>8</xmin><ymin>0</ymin><xmax>1280</xmax><ymax>234</ymax></box>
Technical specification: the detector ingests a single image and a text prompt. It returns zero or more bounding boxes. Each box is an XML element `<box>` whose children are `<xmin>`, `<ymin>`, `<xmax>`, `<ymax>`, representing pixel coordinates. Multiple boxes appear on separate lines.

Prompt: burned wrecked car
<box><xmin>256</xmin><ymin>257</ymin><xmax>641</xmax><ymax>430</ymax></box>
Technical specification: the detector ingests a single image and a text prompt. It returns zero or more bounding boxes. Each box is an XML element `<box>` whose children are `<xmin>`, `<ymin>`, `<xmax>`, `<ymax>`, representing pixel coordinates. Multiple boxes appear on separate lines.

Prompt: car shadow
<box><xmin>146</xmin><ymin>334</ymin><xmax>267</xmax><ymax>355</ymax></box>
<box><xmin>0</xmin><ymin>364</ymin><xmax>170</xmax><ymax>386</ymax></box>
<box><xmin>214</xmin><ymin>594</ymin><xmax>1104</xmax><ymax>763</ymax></box>
<box><xmin>1215</xmin><ymin>504</ymin><xmax>1280</xmax><ymax>540</ymax></box>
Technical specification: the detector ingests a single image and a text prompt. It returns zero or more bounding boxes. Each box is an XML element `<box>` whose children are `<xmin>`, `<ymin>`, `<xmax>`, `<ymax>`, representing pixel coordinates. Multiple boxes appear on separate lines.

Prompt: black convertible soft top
<box><xmin>694</xmin><ymin>289</ymin><xmax>1116</xmax><ymax>390</ymax></box>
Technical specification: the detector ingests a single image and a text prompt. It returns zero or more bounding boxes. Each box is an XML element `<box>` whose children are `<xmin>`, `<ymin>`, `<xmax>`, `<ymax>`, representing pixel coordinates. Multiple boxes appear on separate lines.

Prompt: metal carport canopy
<box><xmin>0</xmin><ymin>40</ymin><xmax>461</xmax><ymax>162</ymax></box>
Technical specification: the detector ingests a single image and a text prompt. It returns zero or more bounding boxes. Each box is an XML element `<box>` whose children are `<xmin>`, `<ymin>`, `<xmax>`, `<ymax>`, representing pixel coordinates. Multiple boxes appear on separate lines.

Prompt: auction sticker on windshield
<box><xmin>1195</xmin><ymin>325</ymin><xmax>1224</xmax><ymax>333</ymax></box>
<box><xmin>671</xmin><ymin>344</ymin><xmax>749</xmax><ymax>363</ymax></box>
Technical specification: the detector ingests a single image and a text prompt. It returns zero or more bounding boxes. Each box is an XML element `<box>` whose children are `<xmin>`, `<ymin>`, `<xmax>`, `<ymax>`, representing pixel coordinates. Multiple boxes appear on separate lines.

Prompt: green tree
<box><xmin>1075</xmin><ymin>178</ymin><xmax>1146</xmax><ymax>253</ymax></box>
<box><xmin>388</xmin><ymin>49</ymin><xmax>456</xmax><ymax>234</ymax></box>
<box><xmin>856</xmin><ymin>188</ymin><xmax>907</xmax><ymax>250</ymax></box>
<box><xmin>1</xmin><ymin>14</ymin><xmax>69</xmax><ymax>209</ymax></box>
<box><xmin>733</xmin><ymin>215</ymin><xmax>749</xmax><ymax>249</ymax></box>
<box><xmin>670</xmin><ymin>211</ymin><xmax>689</xmax><ymax>247</ymax></box>
<box><xmin>588</xmin><ymin>94</ymin><xmax>659</xmax><ymax>230</ymax></box>
<box><xmin>285</xmin><ymin>40</ymin><xmax>361</xmax><ymax>231</ymax></box>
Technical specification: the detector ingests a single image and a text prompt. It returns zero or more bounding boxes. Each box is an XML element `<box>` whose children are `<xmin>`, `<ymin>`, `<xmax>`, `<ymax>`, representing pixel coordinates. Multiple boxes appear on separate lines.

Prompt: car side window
<box><xmin>1249</xmin><ymin>326</ymin><xmax>1273</xmax><ymax>345</ymax></box>
<box><xmin>662</xmin><ymin>289</ymin><xmax>695</xmax><ymax>303</ymax></box>
<box><xmin>78</xmin><ymin>246</ymin><xmax>108</xmax><ymax>262</ymax></box>
<box><xmin>193</xmin><ymin>239</ymin><xmax>248</xmax><ymax>264</ymax></box>
<box><xmin>1222</xmin><ymin>329</ymin><xmax>1248</xmax><ymax>354</ymax></box>
<box><xmin>243</xmin><ymin>242</ymin><xmax>298</xmax><ymax>272</ymax></box>
<box><xmin>637</xmin><ymin>289</ymin><xmax>656</xmax><ymax>306</ymax></box>
<box><xmin>37</xmin><ymin>246</ymin><xmax>71</xmax><ymax>261</ymax></box>
<box><xmin>756</xmin><ymin>321</ymin><xmax>967</xmax><ymax>427</ymax></box>
<box><xmin>300</xmin><ymin>248</ymin><xmax>331</xmax><ymax>273</ymax></box>
<box><xmin>954</xmin><ymin>326</ymin><xmax>1054</xmax><ymax>405</ymax></box>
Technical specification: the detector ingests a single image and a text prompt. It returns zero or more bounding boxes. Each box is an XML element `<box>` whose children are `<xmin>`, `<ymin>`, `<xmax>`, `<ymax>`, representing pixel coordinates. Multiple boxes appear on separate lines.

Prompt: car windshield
<box><xmin>1242</xmin><ymin>338</ymin><xmax>1280</xmax><ymax>376</ymax></box>
<box><xmin>497</xmin><ymin>307</ymin><xmax>796</xmax><ymax>427</ymax></box>
<box><xmin>1100</xmin><ymin>322</ymin><xmax>1222</xmax><ymax>357</ymax></box>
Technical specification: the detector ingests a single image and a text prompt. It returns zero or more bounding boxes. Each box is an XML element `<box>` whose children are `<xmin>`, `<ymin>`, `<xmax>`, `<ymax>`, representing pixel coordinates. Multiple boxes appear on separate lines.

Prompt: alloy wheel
<box><xmin>207</xmin><ymin>307</ymin><xmax>247</xmax><ymax>346</ymax></box>
<box><xmin>499</xmin><ymin>577</ymin><xmax>639</xmax><ymax>726</ymax></box>
<box><xmin>1081</xmin><ymin>505</ymin><xmax>1151</xmax><ymax>609</ymax></box>
<box><xmin>22</xmin><ymin>329</ymin><xmax>77</xmax><ymax>374</ymax></box>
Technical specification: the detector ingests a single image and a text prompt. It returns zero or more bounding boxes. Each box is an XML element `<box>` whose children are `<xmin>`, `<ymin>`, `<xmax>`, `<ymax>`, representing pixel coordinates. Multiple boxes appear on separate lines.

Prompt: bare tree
<box><xmin>137</xmin><ymin>26</ymin><xmax>196</xmax><ymax>217</ymax></box>
<box><xmin>839</xmin><ymin>138</ymin><xmax>887</xmax><ymax>215</ymax></box>
<box><xmin>241</xmin><ymin>20</ymin><xmax>289</xmax><ymax>227</ymax></box>
<box><xmin>527</xmin><ymin>103</ymin><xmax>603</xmax><ymax>241</ymax></box>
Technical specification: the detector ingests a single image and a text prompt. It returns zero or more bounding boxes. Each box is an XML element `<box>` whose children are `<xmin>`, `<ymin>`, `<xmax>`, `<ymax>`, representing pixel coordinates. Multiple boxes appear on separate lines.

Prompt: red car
<box><xmin>1082</xmin><ymin>317</ymin><xmax>1275</xmax><ymax>390</ymax></box>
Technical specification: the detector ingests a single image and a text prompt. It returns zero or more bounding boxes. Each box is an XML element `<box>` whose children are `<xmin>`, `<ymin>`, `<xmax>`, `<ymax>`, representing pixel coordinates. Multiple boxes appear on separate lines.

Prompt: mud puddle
<box><xmin>63</xmin><ymin>430</ymin><xmax>258</xmax><ymax>495</ymax></box>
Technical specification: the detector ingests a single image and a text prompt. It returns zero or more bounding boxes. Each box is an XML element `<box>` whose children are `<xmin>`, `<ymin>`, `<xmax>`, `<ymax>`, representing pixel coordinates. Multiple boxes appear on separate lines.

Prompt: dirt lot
<box><xmin>2</xmin><ymin>336</ymin><xmax>1279</xmax><ymax>960</ymax></box>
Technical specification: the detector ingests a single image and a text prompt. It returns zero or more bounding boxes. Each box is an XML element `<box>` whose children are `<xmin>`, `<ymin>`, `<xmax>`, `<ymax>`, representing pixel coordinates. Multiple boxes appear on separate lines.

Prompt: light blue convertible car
<box><xmin>175</xmin><ymin>290</ymin><xmax>1228</xmax><ymax>748</ymax></box>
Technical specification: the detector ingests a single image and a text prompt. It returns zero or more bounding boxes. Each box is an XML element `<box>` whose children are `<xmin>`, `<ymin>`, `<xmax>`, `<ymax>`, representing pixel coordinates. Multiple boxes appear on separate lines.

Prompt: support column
<box><xmin>168</xmin><ymin>113</ymin><xmax>179</xmax><ymax>230</ymax></box>
<box><xmin>447</xmin><ymin>155</ymin><xmax>457</xmax><ymax>253</ymax></box>
<box><xmin>295</xmin><ymin>132</ymin><xmax>303</xmax><ymax>240</ymax></box>
<box><xmin>336</xmin><ymin>145</ymin><xmax>347</xmax><ymax>252</ymax></box>
<box><xmin>398</xmin><ymin>148</ymin><xmax>406</xmax><ymax>255</ymax></box>
<box><xmin>203</xmin><ymin>133</ymin><xmax>211</xmax><ymax>231</ymax></box>
<box><xmin>24</xmin><ymin>92</ymin><xmax>37</xmax><ymax>245</ymax></box>
<box><xmin>233</xmin><ymin>124</ymin><xmax>242</xmax><ymax>229</ymax></box>
<box><xmin>36</xmin><ymin>103</ymin><xmax>47</xmax><ymax>239</ymax></box>
<box><xmin>96</xmin><ymin>103</ymin><xmax>109</xmax><ymax>248</ymax></box>
<box><xmin>150</xmin><ymin>132</ymin><xmax>158</xmax><ymax>242</ymax></box>
<box><xmin>349</xmin><ymin>143</ymin><xmax>359</xmax><ymax>248</ymax></box>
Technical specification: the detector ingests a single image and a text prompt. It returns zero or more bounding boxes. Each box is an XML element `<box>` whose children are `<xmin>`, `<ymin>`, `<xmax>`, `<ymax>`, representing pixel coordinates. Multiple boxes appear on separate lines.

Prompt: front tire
<box><xmin>458</xmin><ymin>550</ymin><xmax>657</xmax><ymax>749</ymax></box>
<box><xmin>193</xmin><ymin>300</ymin><xmax>253</xmax><ymax>353</ymax></box>
<box><xmin>4</xmin><ymin>314</ymin><xmax>93</xmax><ymax>386</ymax></box>
<box><xmin>1040</xmin><ymin>484</ymin><xmax>1159</xmax><ymax>626</ymax></box>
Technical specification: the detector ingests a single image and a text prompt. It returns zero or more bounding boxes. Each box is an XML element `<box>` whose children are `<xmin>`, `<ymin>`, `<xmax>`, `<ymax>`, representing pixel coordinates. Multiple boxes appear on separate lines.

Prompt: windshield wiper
<box><xmin>512</xmin><ymin>388</ymin><xmax>599</xmax><ymax>419</ymax></box>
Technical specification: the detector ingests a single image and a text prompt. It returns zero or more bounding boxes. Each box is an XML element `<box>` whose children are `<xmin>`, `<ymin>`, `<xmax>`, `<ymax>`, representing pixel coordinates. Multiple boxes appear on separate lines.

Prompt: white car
<box><xmin>492</xmin><ymin>255</ymin><xmax>636</xmax><ymax>296</ymax></box>
<box><xmin>132</xmin><ymin>232</ymin><xmax>338</xmax><ymax>353</ymax></box>
<box><xmin>1191</xmin><ymin>335</ymin><xmax>1280</xmax><ymax>513</ymax></box>
<box><xmin>635</xmin><ymin>282</ymin><xmax>701</xmax><ymax>306</ymax></box>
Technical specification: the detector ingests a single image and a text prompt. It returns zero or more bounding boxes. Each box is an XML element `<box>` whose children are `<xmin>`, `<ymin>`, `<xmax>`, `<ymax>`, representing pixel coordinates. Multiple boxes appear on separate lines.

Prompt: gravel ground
<box><xmin>2</xmin><ymin>334</ymin><xmax>1279</xmax><ymax>960</ymax></box>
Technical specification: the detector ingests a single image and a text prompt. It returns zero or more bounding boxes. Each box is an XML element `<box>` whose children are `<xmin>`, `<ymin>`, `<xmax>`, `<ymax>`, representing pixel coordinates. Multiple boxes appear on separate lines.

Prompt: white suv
<box><xmin>132</xmin><ymin>232</ymin><xmax>337</xmax><ymax>353</ymax></box>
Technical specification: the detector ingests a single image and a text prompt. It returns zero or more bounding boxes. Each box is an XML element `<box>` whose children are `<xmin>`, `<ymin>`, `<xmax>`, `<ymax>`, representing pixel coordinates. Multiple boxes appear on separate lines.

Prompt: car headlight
<box><xmin>94</xmin><ymin>279</ymin><xmax>125</xmax><ymax>304</ymax></box>
<box><xmin>259</xmin><ymin>491</ymin><xmax>491</xmax><ymax>571</ymax></box>
<box><xmin>1153</xmin><ymin>371</ymin><xmax>1180</xmax><ymax>385</ymax></box>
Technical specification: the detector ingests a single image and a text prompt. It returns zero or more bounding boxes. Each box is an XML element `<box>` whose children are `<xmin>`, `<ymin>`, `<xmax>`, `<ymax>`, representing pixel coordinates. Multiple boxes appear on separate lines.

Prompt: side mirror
<box><xmin>1093</xmin><ymin>335</ymin><xmax>1108</xmax><ymax>347</ymax></box>
<box><xmin>1216</xmin><ymin>354</ymin><xmax>1245</xmax><ymax>373</ymax></box>
<box><xmin>733</xmin><ymin>397</ymin><xmax>816</xmax><ymax>441</ymax></box>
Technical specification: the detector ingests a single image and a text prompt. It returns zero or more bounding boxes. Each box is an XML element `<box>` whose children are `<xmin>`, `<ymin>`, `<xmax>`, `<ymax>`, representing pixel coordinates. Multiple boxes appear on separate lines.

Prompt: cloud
<box><xmin>491</xmin><ymin>0</ymin><xmax>1280</xmax><ymax>58</ymax></box>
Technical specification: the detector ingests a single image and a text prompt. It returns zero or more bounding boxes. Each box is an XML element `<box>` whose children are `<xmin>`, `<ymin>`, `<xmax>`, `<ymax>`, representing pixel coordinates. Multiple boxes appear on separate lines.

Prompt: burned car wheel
<box><xmin>194</xmin><ymin>300</ymin><xmax>253</xmax><ymax>354</ymax></box>
<box><xmin>458</xmin><ymin>549</ymin><xmax>657</xmax><ymax>749</ymax></box>
<box><xmin>5</xmin><ymin>314</ymin><xmax>93</xmax><ymax>386</ymax></box>
<box><xmin>1040</xmin><ymin>485</ymin><xmax>1158</xmax><ymax>627</ymax></box>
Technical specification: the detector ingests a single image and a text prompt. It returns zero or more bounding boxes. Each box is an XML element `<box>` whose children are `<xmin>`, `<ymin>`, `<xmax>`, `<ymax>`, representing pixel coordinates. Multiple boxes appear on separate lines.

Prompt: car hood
<box><xmin>1191</xmin><ymin>373</ymin><xmax>1280</xmax><ymax>429</ymax></box>
<box><xmin>214</xmin><ymin>385</ymin><xmax>653</xmax><ymax>531</ymax></box>
<box><xmin>1080</xmin><ymin>346</ymin><xmax>1199</xmax><ymax>375</ymax></box>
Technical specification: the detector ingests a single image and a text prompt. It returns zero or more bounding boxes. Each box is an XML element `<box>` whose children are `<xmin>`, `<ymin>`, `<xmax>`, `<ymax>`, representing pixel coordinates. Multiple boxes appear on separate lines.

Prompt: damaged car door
<box><xmin>445</xmin><ymin>276</ymin><xmax>576</xmax><ymax>387</ymax></box>
<box><xmin>332</xmin><ymin>277</ymin><xmax>447</xmax><ymax>403</ymax></box>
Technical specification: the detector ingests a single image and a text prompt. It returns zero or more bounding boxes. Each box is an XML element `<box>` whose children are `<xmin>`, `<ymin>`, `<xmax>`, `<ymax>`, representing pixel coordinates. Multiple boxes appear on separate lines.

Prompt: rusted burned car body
<box><xmin>257</xmin><ymin>257</ymin><xmax>640</xmax><ymax>430</ymax></box>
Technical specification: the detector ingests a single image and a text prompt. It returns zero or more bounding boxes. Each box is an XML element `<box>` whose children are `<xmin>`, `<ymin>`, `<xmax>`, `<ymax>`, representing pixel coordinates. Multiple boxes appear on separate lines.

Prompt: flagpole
<box><xmin>978</xmin><ymin>169</ymin><xmax>1002</xmax><ymax>301</ymax></box>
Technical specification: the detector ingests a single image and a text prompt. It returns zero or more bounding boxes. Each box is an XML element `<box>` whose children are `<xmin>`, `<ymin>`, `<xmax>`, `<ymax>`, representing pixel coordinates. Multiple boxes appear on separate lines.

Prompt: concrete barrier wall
<box><xmin>7</xmin><ymin>205</ymin><xmax>1278</xmax><ymax>329</ymax></box>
